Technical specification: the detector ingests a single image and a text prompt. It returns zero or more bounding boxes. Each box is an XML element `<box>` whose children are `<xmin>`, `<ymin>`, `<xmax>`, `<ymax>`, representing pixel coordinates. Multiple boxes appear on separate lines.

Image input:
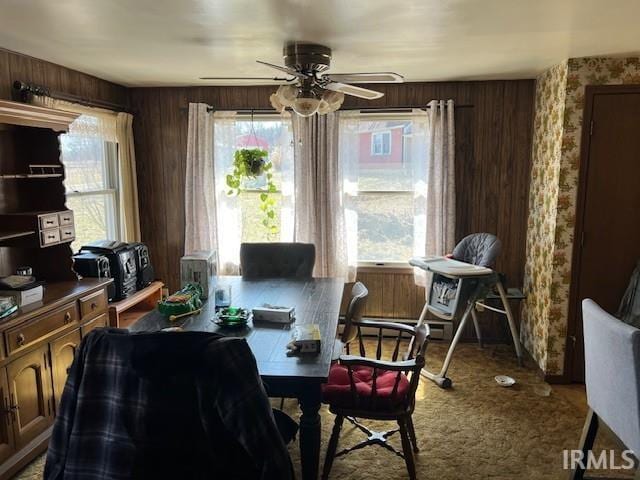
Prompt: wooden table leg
<box><xmin>299</xmin><ymin>385</ymin><xmax>322</xmax><ymax>480</ymax></box>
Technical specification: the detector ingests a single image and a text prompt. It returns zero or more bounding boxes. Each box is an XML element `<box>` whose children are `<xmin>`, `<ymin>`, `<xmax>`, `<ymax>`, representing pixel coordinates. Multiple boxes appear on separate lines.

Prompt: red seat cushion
<box><xmin>322</xmin><ymin>364</ymin><xmax>410</xmax><ymax>409</ymax></box>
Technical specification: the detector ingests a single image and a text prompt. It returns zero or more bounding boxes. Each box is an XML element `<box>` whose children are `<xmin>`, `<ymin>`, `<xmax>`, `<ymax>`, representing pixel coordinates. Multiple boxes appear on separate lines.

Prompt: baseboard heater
<box><xmin>338</xmin><ymin>316</ymin><xmax>453</xmax><ymax>341</ymax></box>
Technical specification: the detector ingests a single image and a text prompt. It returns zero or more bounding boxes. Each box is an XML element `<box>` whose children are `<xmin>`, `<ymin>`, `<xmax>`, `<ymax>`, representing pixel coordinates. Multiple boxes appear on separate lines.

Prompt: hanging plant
<box><xmin>226</xmin><ymin>148</ymin><xmax>278</xmax><ymax>235</ymax></box>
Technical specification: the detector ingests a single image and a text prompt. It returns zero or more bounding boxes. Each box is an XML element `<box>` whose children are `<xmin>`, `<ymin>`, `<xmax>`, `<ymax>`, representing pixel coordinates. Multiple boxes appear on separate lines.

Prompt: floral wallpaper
<box><xmin>522</xmin><ymin>56</ymin><xmax>640</xmax><ymax>376</ymax></box>
<box><xmin>521</xmin><ymin>62</ymin><xmax>567</xmax><ymax>373</ymax></box>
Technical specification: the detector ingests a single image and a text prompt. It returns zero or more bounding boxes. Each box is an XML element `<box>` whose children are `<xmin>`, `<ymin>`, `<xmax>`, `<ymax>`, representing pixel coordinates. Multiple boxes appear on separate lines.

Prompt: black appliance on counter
<box><xmin>72</xmin><ymin>252</ymin><xmax>117</xmax><ymax>301</ymax></box>
<box><xmin>77</xmin><ymin>240</ymin><xmax>138</xmax><ymax>301</ymax></box>
<box><xmin>129</xmin><ymin>242</ymin><xmax>154</xmax><ymax>290</ymax></box>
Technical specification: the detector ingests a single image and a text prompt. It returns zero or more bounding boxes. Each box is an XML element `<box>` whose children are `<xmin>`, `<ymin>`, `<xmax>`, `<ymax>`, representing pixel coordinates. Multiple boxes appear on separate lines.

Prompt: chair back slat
<box><xmin>347</xmin><ymin>365</ymin><xmax>358</xmax><ymax>406</ymax></box>
<box><xmin>376</xmin><ymin>327</ymin><xmax>383</xmax><ymax>360</ymax></box>
<box><xmin>391</xmin><ymin>330</ymin><xmax>402</xmax><ymax>362</ymax></box>
<box><xmin>390</xmin><ymin>370</ymin><xmax>403</xmax><ymax>399</ymax></box>
<box><xmin>370</xmin><ymin>367</ymin><xmax>379</xmax><ymax>409</ymax></box>
<box><xmin>357</xmin><ymin>325</ymin><xmax>366</xmax><ymax>357</ymax></box>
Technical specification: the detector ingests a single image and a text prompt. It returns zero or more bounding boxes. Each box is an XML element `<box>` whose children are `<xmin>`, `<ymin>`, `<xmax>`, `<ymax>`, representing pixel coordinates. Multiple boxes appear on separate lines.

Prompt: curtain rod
<box><xmin>13</xmin><ymin>81</ymin><xmax>132</xmax><ymax>113</ymax></box>
<box><xmin>342</xmin><ymin>104</ymin><xmax>473</xmax><ymax>111</ymax></box>
<box><xmin>181</xmin><ymin>104</ymin><xmax>473</xmax><ymax>114</ymax></box>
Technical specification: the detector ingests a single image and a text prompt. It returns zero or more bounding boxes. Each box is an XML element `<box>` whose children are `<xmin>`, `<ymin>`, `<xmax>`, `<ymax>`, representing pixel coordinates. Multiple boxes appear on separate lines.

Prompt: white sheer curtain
<box><xmin>412</xmin><ymin>100</ymin><xmax>456</xmax><ymax>287</ymax></box>
<box><xmin>293</xmin><ymin>113</ymin><xmax>357</xmax><ymax>282</ymax></box>
<box><xmin>212</xmin><ymin>112</ymin><xmax>241</xmax><ymax>274</ymax></box>
<box><xmin>278</xmin><ymin>114</ymin><xmax>295</xmax><ymax>242</ymax></box>
<box><xmin>292</xmin><ymin>112</ymin><xmax>357</xmax><ymax>281</ymax></box>
<box><xmin>185</xmin><ymin>104</ymin><xmax>217</xmax><ymax>258</ymax></box>
<box><xmin>32</xmin><ymin>95</ymin><xmax>117</xmax><ymax>142</ymax></box>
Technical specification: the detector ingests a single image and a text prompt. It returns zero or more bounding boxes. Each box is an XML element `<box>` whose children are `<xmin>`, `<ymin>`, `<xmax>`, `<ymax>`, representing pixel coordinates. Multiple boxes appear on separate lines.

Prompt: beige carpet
<box><xmin>12</xmin><ymin>342</ymin><xmax>631</xmax><ymax>480</ymax></box>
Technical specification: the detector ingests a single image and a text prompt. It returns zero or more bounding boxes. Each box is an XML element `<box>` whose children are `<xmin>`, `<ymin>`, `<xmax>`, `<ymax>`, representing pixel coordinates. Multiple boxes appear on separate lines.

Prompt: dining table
<box><xmin>129</xmin><ymin>276</ymin><xmax>344</xmax><ymax>480</ymax></box>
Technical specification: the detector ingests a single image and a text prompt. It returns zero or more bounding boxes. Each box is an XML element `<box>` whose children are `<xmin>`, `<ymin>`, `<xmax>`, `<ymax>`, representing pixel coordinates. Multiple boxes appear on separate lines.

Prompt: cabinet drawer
<box><xmin>58</xmin><ymin>210</ymin><xmax>74</xmax><ymax>226</ymax></box>
<box><xmin>40</xmin><ymin>228</ymin><xmax>60</xmax><ymax>246</ymax></box>
<box><xmin>39</xmin><ymin>213</ymin><xmax>59</xmax><ymax>230</ymax></box>
<box><xmin>81</xmin><ymin>313</ymin><xmax>108</xmax><ymax>336</ymax></box>
<box><xmin>79</xmin><ymin>290</ymin><xmax>107</xmax><ymax>320</ymax></box>
<box><xmin>60</xmin><ymin>226</ymin><xmax>75</xmax><ymax>241</ymax></box>
<box><xmin>6</xmin><ymin>302</ymin><xmax>79</xmax><ymax>355</ymax></box>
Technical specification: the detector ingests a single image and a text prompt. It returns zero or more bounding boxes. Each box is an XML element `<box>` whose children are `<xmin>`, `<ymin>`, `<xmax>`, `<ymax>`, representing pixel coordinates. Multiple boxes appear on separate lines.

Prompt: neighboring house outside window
<box><xmin>347</xmin><ymin>116</ymin><xmax>414</xmax><ymax>264</ymax></box>
<box><xmin>60</xmin><ymin>116</ymin><xmax>120</xmax><ymax>252</ymax></box>
<box><xmin>370</xmin><ymin>130</ymin><xmax>391</xmax><ymax>156</ymax></box>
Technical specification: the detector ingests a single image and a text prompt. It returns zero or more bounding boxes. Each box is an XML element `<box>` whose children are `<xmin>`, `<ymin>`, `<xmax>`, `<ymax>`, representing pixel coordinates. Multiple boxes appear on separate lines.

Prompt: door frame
<box><xmin>564</xmin><ymin>84</ymin><xmax>640</xmax><ymax>381</ymax></box>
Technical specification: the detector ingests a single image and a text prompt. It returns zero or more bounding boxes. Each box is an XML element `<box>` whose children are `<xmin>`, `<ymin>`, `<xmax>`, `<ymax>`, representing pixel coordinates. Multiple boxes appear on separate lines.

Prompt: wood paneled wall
<box><xmin>130</xmin><ymin>81</ymin><xmax>535</xmax><ymax>341</ymax></box>
<box><xmin>0</xmin><ymin>48</ymin><xmax>127</xmax><ymax>105</ymax></box>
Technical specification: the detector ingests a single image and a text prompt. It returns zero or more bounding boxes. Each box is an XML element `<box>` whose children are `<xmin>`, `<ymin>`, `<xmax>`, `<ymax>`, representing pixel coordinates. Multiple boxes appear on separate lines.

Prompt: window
<box><xmin>60</xmin><ymin>118</ymin><xmax>120</xmax><ymax>252</ymax></box>
<box><xmin>371</xmin><ymin>131</ymin><xmax>391</xmax><ymax>156</ymax></box>
<box><xmin>344</xmin><ymin>116</ymin><xmax>414</xmax><ymax>264</ymax></box>
<box><xmin>234</xmin><ymin>117</ymin><xmax>293</xmax><ymax>243</ymax></box>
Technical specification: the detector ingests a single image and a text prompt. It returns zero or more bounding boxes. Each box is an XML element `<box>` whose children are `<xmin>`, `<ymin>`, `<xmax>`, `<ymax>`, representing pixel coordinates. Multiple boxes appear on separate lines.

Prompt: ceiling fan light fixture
<box><xmin>292</xmin><ymin>94</ymin><xmax>321</xmax><ymax>117</ymax></box>
<box><xmin>322</xmin><ymin>90</ymin><xmax>344</xmax><ymax>108</ymax></box>
<box><xmin>275</xmin><ymin>85</ymin><xmax>297</xmax><ymax>107</ymax></box>
<box><xmin>269</xmin><ymin>93</ymin><xmax>285</xmax><ymax>113</ymax></box>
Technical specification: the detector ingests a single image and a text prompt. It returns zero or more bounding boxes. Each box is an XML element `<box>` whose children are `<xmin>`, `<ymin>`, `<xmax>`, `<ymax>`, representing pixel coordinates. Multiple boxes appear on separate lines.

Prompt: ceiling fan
<box><xmin>200</xmin><ymin>42</ymin><xmax>404</xmax><ymax>116</ymax></box>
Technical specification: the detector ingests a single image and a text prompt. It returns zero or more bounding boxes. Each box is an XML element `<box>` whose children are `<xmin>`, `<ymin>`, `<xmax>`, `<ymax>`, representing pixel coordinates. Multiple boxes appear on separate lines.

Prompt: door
<box><xmin>0</xmin><ymin>367</ymin><xmax>15</xmax><ymax>464</ymax></box>
<box><xmin>569</xmin><ymin>86</ymin><xmax>640</xmax><ymax>382</ymax></box>
<box><xmin>50</xmin><ymin>328</ymin><xmax>81</xmax><ymax>409</ymax></box>
<box><xmin>7</xmin><ymin>346</ymin><xmax>54</xmax><ymax>449</ymax></box>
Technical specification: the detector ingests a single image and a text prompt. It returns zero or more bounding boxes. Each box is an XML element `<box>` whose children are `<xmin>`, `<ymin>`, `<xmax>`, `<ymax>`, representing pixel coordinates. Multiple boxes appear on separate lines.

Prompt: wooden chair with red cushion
<box><xmin>321</xmin><ymin>319</ymin><xmax>429</xmax><ymax>480</ymax></box>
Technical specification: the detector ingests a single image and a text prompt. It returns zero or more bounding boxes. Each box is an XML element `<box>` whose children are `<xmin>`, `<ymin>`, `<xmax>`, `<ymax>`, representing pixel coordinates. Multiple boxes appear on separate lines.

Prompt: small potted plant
<box><xmin>226</xmin><ymin>148</ymin><xmax>278</xmax><ymax>235</ymax></box>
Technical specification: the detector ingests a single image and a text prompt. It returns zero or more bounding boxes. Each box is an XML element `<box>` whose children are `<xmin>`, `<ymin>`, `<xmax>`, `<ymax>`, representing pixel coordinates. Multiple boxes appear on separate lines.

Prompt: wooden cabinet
<box><xmin>0</xmin><ymin>280</ymin><xmax>111</xmax><ymax>480</ymax></box>
<box><xmin>5</xmin><ymin>301</ymin><xmax>79</xmax><ymax>356</ymax></box>
<box><xmin>79</xmin><ymin>289</ymin><xmax>107</xmax><ymax>321</ymax></box>
<box><xmin>0</xmin><ymin>368</ymin><xmax>15</xmax><ymax>465</ymax></box>
<box><xmin>49</xmin><ymin>328</ymin><xmax>81</xmax><ymax>409</ymax></box>
<box><xmin>6</xmin><ymin>346</ymin><xmax>53</xmax><ymax>450</ymax></box>
<box><xmin>81</xmin><ymin>313</ymin><xmax>108</xmax><ymax>337</ymax></box>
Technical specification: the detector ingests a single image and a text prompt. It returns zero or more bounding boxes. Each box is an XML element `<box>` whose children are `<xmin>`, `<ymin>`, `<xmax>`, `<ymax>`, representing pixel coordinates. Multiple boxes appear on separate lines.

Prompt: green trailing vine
<box><xmin>226</xmin><ymin>148</ymin><xmax>278</xmax><ymax>235</ymax></box>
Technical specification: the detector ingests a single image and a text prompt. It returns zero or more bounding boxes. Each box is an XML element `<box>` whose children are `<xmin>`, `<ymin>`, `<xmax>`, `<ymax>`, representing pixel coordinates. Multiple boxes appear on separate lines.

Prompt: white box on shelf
<box><xmin>0</xmin><ymin>285</ymin><xmax>43</xmax><ymax>307</ymax></box>
<box><xmin>180</xmin><ymin>250</ymin><xmax>217</xmax><ymax>299</ymax></box>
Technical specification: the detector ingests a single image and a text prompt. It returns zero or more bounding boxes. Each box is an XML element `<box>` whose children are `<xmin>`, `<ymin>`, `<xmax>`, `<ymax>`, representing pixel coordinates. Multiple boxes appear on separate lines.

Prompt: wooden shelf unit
<box><xmin>0</xmin><ymin>230</ymin><xmax>35</xmax><ymax>242</ymax></box>
<box><xmin>0</xmin><ymin>174</ymin><xmax>62</xmax><ymax>179</ymax></box>
<box><xmin>108</xmin><ymin>281</ymin><xmax>164</xmax><ymax>329</ymax></box>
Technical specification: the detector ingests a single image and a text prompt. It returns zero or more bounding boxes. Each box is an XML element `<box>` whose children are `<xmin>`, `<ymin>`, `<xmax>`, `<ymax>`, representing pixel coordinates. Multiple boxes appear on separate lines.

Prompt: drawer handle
<box><xmin>91</xmin><ymin>302</ymin><xmax>98</xmax><ymax>310</ymax></box>
<box><xmin>64</xmin><ymin>312</ymin><xmax>72</xmax><ymax>324</ymax></box>
<box><xmin>45</xmin><ymin>220</ymin><xmax>54</xmax><ymax>225</ymax></box>
<box><xmin>16</xmin><ymin>334</ymin><xmax>25</xmax><ymax>347</ymax></box>
<box><xmin>47</xmin><ymin>235</ymin><xmax>56</xmax><ymax>239</ymax></box>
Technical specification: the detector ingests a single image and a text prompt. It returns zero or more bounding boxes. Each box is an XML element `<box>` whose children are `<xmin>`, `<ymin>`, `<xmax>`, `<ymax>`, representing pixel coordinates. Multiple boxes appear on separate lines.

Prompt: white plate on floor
<box><xmin>495</xmin><ymin>375</ymin><xmax>516</xmax><ymax>387</ymax></box>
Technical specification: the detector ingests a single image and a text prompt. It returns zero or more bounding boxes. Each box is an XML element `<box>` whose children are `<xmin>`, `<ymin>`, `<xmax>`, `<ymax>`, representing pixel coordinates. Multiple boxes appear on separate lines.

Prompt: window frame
<box><xmin>346</xmin><ymin>113</ymin><xmax>415</xmax><ymax>266</ymax></box>
<box><xmin>233</xmin><ymin>114</ymin><xmax>292</xmax><ymax>243</ymax></box>
<box><xmin>370</xmin><ymin>130</ymin><xmax>392</xmax><ymax>156</ymax></box>
<box><xmin>64</xmin><ymin>139</ymin><xmax>121</xmax><ymax>242</ymax></box>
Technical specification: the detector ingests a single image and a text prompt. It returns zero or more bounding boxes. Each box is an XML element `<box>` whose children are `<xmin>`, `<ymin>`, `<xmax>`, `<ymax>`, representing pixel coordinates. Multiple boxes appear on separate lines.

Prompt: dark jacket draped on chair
<box><xmin>44</xmin><ymin>329</ymin><xmax>293</xmax><ymax>480</ymax></box>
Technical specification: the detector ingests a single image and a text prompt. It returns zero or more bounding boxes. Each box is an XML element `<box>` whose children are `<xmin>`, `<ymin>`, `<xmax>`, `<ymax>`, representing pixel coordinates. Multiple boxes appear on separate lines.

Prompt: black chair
<box><xmin>322</xmin><ymin>322</ymin><xmax>429</xmax><ymax>480</ymax></box>
<box><xmin>240</xmin><ymin>242</ymin><xmax>316</xmax><ymax>278</ymax></box>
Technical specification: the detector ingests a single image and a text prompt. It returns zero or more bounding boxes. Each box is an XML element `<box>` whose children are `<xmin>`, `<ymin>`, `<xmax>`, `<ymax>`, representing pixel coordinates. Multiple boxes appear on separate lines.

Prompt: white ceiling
<box><xmin>1</xmin><ymin>0</ymin><xmax>639</xmax><ymax>87</ymax></box>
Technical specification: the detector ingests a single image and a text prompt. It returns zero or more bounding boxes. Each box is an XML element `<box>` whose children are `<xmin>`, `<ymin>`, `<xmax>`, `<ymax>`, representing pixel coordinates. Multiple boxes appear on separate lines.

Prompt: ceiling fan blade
<box><xmin>324</xmin><ymin>72</ymin><xmax>404</xmax><ymax>84</ymax></box>
<box><xmin>324</xmin><ymin>82</ymin><xmax>384</xmax><ymax>100</ymax></box>
<box><xmin>256</xmin><ymin>60</ymin><xmax>308</xmax><ymax>79</ymax></box>
<box><xmin>199</xmin><ymin>76</ymin><xmax>292</xmax><ymax>81</ymax></box>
